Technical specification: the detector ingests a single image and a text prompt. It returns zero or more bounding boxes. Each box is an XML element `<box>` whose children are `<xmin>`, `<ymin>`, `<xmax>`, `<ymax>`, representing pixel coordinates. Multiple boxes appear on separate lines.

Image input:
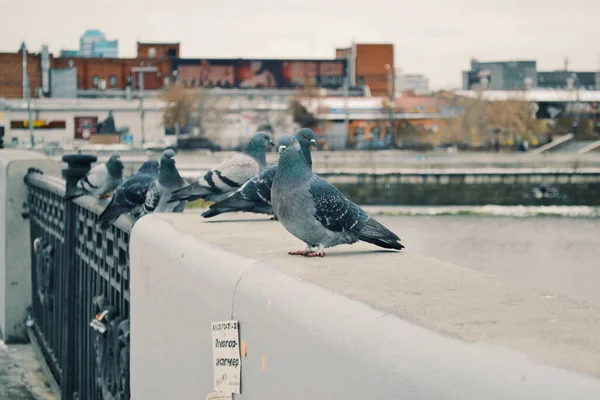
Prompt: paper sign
<box><xmin>211</xmin><ymin>320</ymin><xmax>241</xmax><ymax>394</ymax></box>
<box><xmin>205</xmin><ymin>392</ymin><xmax>232</xmax><ymax>400</ymax></box>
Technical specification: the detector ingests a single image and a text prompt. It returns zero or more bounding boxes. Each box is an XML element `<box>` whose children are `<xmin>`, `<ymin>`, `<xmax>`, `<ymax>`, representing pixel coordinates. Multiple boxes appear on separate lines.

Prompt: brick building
<box><xmin>51</xmin><ymin>57</ymin><xmax>173</xmax><ymax>90</ymax></box>
<box><xmin>336</xmin><ymin>43</ymin><xmax>394</xmax><ymax>96</ymax></box>
<box><xmin>0</xmin><ymin>50</ymin><xmax>44</xmax><ymax>98</ymax></box>
<box><xmin>137</xmin><ymin>42</ymin><xmax>180</xmax><ymax>58</ymax></box>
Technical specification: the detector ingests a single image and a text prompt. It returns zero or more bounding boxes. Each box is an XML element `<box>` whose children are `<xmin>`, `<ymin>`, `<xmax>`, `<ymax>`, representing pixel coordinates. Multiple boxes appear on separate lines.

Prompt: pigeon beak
<box><xmin>278</xmin><ymin>145</ymin><xmax>287</xmax><ymax>155</ymax></box>
<box><xmin>310</xmin><ymin>139</ymin><xmax>317</xmax><ymax>145</ymax></box>
<box><xmin>269</xmin><ymin>139</ymin><xmax>275</xmax><ymax>146</ymax></box>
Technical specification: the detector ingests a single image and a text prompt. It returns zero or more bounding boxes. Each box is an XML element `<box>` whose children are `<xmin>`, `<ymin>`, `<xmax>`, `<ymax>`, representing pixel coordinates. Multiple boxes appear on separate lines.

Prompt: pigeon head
<box><xmin>276</xmin><ymin>138</ymin><xmax>311</xmax><ymax>183</ymax></box>
<box><xmin>294</xmin><ymin>128</ymin><xmax>317</xmax><ymax>169</ymax></box>
<box><xmin>159</xmin><ymin>149</ymin><xmax>182</xmax><ymax>184</ymax></box>
<box><xmin>277</xmin><ymin>134</ymin><xmax>296</xmax><ymax>155</ymax></box>
<box><xmin>245</xmin><ymin>131</ymin><xmax>274</xmax><ymax>166</ymax></box>
<box><xmin>106</xmin><ymin>152</ymin><xmax>124</xmax><ymax>177</ymax></box>
<box><xmin>138</xmin><ymin>160</ymin><xmax>159</xmax><ymax>175</ymax></box>
<box><xmin>295</xmin><ymin>128</ymin><xmax>317</xmax><ymax>147</ymax></box>
<box><xmin>160</xmin><ymin>149</ymin><xmax>176</xmax><ymax>163</ymax></box>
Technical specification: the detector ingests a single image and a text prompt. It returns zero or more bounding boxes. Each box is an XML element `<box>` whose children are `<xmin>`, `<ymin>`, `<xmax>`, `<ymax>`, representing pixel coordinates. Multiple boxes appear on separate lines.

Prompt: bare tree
<box><xmin>160</xmin><ymin>83</ymin><xmax>198</xmax><ymax>138</ymax></box>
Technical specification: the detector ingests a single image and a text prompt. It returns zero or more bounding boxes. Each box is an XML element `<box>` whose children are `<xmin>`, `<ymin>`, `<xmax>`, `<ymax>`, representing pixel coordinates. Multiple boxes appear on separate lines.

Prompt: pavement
<box><xmin>153</xmin><ymin>211</ymin><xmax>600</xmax><ymax>381</ymax></box>
<box><xmin>0</xmin><ymin>334</ymin><xmax>55</xmax><ymax>400</ymax></box>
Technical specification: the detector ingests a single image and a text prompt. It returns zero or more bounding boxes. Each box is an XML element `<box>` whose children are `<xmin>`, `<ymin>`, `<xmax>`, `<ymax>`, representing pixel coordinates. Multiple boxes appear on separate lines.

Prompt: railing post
<box><xmin>61</xmin><ymin>154</ymin><xmax>97</xmax><ymax>400</ymax></box>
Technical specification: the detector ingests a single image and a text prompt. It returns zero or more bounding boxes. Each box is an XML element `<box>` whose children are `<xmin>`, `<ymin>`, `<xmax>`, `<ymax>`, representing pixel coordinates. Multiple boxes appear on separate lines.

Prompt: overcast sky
<box><xmin>2</xmin><ymin>0</ymin><xmax>598</xmax><ymax>89</ymax></box>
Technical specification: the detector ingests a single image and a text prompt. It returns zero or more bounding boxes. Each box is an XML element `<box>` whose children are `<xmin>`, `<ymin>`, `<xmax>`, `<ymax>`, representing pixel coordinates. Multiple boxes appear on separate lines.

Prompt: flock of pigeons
<box><xmin>66</xmin><ymin>128</ymin><xmax>404</xmax><ymax>257</ymax></box>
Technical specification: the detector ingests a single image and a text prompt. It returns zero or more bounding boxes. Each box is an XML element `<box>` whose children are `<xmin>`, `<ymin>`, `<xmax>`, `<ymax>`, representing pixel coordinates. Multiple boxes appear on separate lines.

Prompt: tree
<box><xmin>289</xmin><ymin>99</ymin><xmax>319</xmax><ymax>128</ymax></box>
<box><xmin>160</xmin><ymin>83</ymin><xmax>198</xmax><ymax>134</ymax></box>
<box><xmin>288</xmin><ymin>77</ymin><xmax>324</xmax><ymax>129</ymax></box>
<box><xmin>440</xmin><ymin>92</ymin><xmax>545</xmax><ymax>147</ymax></box>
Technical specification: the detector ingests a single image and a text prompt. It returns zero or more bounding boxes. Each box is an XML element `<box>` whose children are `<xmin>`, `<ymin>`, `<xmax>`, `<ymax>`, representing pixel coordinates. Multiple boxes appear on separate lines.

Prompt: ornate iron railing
<box><xmin>25</xmin><ymin>155</ymin><xmax>132</xmax><ymax>400</ymax></box>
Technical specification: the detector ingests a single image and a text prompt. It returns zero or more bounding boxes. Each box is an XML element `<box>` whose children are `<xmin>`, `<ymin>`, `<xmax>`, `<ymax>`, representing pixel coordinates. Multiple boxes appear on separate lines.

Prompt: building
<box><xmin>336</xmin><ymin>43</ymin><xmax>394</xmax><ymax>96</ymax></box>
<box><xmin>0</xmin><ymin>46</ymin><xmax>44</xmax><ymax>99</ymax></box>
<box><xmin>395</xmin><ymin>69</ymin><xmax>430</xmax><ymax>95</ymax></box>
<box><xmin>51</xmin><ymin>57</ymin><xmax>172</xmax><ymax>91</ymax></box>
<box><xmin>137</xmin><ymin>42</ymin><xmax>180</xmax><ymax>58</ymax></box>
<box><xmin>79</xmin><ymin>30</ymin><xmax>118</xmax><ymax>58</ymax></box>
<box><xmin>463</xmin><ymin>60</ymin><xmax>537</xmax><ymax>90</ymax></box>
<box><xmin>538</xmin><ymin>71</ymin><xmax>597</xmax><ymax>90</ymax></box>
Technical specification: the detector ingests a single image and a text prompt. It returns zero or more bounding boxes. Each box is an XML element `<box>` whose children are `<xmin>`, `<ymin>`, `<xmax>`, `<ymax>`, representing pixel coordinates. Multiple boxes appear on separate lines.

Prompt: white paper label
<box><xmin>211</xmin><ymin>320</ymin><xmax>241</xmax><ymax>394</ymax></box>
<box><xmin>205</xmin><ymin>392</ymin><xmax>232</xmax><ymax>400</ymax></box>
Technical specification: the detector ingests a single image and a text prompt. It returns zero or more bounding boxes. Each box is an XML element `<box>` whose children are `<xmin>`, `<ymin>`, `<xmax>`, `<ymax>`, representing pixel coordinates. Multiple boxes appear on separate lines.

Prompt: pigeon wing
<box><xmin>206</xmin><ymin>153</ymin><xmax>260</xmax><ymax>192</ymax></box>
<box><xmin>308</xmin><ymin>176</ymin><xmax>369</xmax><ymax>233</ymax></box>
<box><xmin>78</xmin><ymin>164</ymin><xmax>108</xmax><ymax>194</ymax></box>
<box><xmin>240</xmin><ymin>162</ymin><xmax>278</xmax><ymax>204</ymax></box>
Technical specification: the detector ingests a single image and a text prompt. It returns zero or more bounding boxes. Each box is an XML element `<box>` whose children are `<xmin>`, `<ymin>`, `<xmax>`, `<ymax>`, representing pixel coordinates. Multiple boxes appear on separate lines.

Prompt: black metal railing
<box><xmin>25</xmin><ymin>155</ymin><xmax>132</xmax><ymax>400</ymax></box>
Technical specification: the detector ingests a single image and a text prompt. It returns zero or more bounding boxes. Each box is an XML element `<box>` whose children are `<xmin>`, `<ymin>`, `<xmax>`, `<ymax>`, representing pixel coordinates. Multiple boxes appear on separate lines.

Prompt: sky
<box><xmin>1</xmin><ymin>0</ymin><xmax>599</xmax><ymax>89</ymax></box>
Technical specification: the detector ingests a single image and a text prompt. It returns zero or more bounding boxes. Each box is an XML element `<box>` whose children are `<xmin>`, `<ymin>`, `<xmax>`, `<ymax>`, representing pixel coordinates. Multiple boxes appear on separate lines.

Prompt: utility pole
<box><xmin>21</xmin><ymin>42</ymin><xmax>35</xmax><ymax>148</ymax></box>
<box><xmin>344</xmin><ymin>58</ymin><xmax>350</xmax><ymax>144</ymax></box>
<box><xmin>385</xmin><ymin>64</ymin><xmax>395</xmax><ymax>143</ymax></box>
<box><xmin>132</xmin><ymin>66</ymin><xmax>157</xmax><ymax>147</ymax></box>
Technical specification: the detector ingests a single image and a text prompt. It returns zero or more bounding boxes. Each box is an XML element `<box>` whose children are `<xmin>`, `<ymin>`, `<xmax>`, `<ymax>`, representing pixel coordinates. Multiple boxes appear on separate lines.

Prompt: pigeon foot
<box><xmin>304</xmin><ymin>251</ymin><xmax>325</xmax><ymax>258</ymax></box>
<box><xmin>288</xmin><ymin>250</ymin><xmax>308</xmax><ymax>256</ymax></box>
<box><xmin>270</xmin><ymin>216</ymin><xmax>279</xmax><ymax>221</ymax></box>
<box><xmin>98</xmin><ymin>193</ymin><xmax>112</xmax><ymax>200</ymax></box>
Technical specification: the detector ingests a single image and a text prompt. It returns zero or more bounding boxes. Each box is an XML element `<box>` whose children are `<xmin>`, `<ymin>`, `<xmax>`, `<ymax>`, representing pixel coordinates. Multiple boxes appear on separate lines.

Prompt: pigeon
<box><xmin>97</xmin><ymin>160</ymin><xmax>159</xmax><ymax>230</ymax></box>
<box><xmin>169</xmin><ymin>132</ymin><xmax>274</xmax><ymax>204</ymax></box>
<box><xmin>65</xmin><ymin>153</ymin><xmax>124</xmax><ymax>200</ymax></box>
<box><xmin>271</xmin><ymin>139</ymin><xmax>404</xmax><ymax>257</ymax></box>
<box><xmin>201</xmin><ymin>128</ymin><xmax>317</xmax><ymax>219</ymax></box>
<box><xmin>139</xmin><ymin>149</ymin><xmax>187</xmax><ymax>217</ymax></box>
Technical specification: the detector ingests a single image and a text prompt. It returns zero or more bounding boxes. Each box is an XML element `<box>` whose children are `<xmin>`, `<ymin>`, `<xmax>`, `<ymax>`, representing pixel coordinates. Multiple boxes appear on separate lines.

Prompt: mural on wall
<box><xmin>173</xmin><ymin>58</ymin><xmax>346</xmax><ymax>89</ymax></box>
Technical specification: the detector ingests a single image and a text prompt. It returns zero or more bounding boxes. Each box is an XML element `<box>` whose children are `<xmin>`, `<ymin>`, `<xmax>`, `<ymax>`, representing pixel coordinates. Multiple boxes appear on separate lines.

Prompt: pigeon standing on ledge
<box><xmin>201</xmin><ymin>128</ymin><xmax>317</xmax><ymax>219</ymax></box>
<box><xmin>271</xmin><ymin>139</ymin><xmax>404</xmax><ymax>257</ymax></box>
<box><xmin>169</xmin><ymin>132</ymin><xmax>274</xmax><ymax>204</ymax></box>
<box><xmin>65</xmin><ymin>153</ymin><xmax>124</xmax><ymax>200</ymax></box>
<box><xmin>140</xmin><ymin>149</ymin><xmax>187</xmax><ymax>216</ymax></box>
<box><xmin>97</xmin><ymin>160</ymin><xmax>159</xmax><ymax>230</ymax></box>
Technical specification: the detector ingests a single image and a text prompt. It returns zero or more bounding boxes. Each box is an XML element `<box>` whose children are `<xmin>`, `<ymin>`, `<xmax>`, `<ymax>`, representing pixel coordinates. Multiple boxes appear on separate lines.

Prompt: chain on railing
<box><xmin>25</xmin><ymin>154</ymin><xmax>132</xmax><ymax>400</ymax></box>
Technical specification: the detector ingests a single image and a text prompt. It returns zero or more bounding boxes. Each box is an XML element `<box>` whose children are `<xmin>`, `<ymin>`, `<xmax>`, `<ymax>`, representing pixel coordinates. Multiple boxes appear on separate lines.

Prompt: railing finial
<box><xmin>61</xmin><ymin>154</ymin><xmax>98</xmax><ymax>195</ymax></box>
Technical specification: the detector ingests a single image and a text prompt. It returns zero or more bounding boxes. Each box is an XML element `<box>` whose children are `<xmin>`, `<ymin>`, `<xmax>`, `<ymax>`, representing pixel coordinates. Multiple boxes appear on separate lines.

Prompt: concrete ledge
<box><xmin>130</xmin><ymin>213</ymin><xmax>600</xmax><ymax>399</ymax></box>
<box><xmin>0</xmin><ymin>150</ymin><xmax>58</xmax><ymax>342</ymax></box>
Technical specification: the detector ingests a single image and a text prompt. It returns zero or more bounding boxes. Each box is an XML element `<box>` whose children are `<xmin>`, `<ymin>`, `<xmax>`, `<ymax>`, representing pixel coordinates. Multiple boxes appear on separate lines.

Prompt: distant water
<box><xmin>374</xmin><ymin>212</ymin><xmax>600</xmax><ymax>304</ymax></box>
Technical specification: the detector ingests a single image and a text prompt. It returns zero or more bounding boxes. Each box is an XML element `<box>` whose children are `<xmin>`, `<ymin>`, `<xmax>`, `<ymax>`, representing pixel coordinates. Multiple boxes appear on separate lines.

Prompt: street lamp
<box><xmin>384</xmin><ymin>64</ymin><xmax>395</xmax><ymax>143</ymax></box>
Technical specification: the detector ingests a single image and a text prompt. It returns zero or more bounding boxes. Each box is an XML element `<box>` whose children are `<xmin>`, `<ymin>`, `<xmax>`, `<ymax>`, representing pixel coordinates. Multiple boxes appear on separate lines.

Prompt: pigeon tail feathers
<box><xmin>97</xmin><ymin>198</ymin><xmax>129</xmax><ymax>230</ymax></box>
<box><xmin>355</xmin><ymin>218</ymin><xmax>404</xmax><ymax>250</ymax></box>
<box><xmin>65</xmin><ymin>187</ymin><xmax>86</xmax><ymax>201</ymax></box>
<box><xmin>201</xmin><ymin>191</ymin><xmax>259</xmax><ymax>218</ymax></box>
<box><xmin>169</xmin><ymin>182</ymin><xmax>211</xmax><ymax>203</ymax></box>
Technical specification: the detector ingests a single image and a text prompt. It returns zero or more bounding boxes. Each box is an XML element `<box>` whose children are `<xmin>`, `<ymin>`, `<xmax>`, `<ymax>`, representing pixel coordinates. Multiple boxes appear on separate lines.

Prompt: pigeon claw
<box><xmin>305</xmin><ymin>252</ymin><xmax>325</xmax><ymax>258</ymax></box>
<box><xmin>288</xmin><ymin>250</ymin><xmax>308</xmax><ymax>256</ymax></box>
<box><xmin>98</xmin><ymin>193</ymin><xmax>112</xmax><ymax>200</ymax></box>
<box><xmin>270</xmin><ymin>216</ymin><xmax>279</xmax><ymax>221</ymax></box>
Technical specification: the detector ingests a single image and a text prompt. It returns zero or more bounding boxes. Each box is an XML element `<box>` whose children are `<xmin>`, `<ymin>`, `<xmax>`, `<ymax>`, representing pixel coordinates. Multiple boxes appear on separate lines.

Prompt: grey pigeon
<box><xmin>169</xmin><ymin>132</ymin><xmax>274</xmax><ymax>204</ymax></box>
<box><xmin>202</xmin><ymin>128</ymin><xmax>317</xmax><ymax>219</ymax></box>
<box><xmin>139</xmin><ymin>149</ymin><xmax>187</xmax><ymax>216</ymax></box>
<box><xmin>97</xmin><ymin>160</ymin><xmax>159</xmax><ymax>230</ymax></box>
<box><xmin>65</xmin><ymin>153</ymin><xmax>124</xmax><ymax>200</ymax></box>
<box><xmin>271</xmin><ymin>139</ymin><xmax>404</xmax><ymax>257</ymax></box>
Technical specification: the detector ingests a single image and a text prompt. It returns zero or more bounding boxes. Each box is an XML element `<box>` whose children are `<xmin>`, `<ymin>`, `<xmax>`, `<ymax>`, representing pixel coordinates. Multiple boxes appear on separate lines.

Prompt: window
<box><xmin>92</xmin><ymin>75</ymin><xmax>100</xmax><ymax>88</ymax></box>
<box><xmin>148</xmin><ymin>47</ymin><xmax>156</xmax><ymax>58</ymax></box>
<box><xmin>109</xmin><ymin>75</ymin><xmax>117</xmax><ymax>88</ymax></box>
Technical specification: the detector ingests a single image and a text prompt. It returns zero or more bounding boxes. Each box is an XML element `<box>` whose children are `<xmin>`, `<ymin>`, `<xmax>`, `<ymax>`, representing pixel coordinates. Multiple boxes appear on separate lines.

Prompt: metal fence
<box><xmin>25</xmin><ymin>155</ymin><xmax>132</xmax><ymax>400</ymax></box>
